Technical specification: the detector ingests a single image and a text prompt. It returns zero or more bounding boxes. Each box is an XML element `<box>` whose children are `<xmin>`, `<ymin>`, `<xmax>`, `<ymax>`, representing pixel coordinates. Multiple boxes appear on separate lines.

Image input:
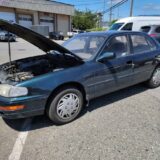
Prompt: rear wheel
<box><xmin>147</xmin><ymin>66</ymin><xmax>160</xmax><ymax>88</ymax></box>
<box><xmin>47</xmin><ymin>87</ymin><xmax>83</xmax><ymax>125</ymax></box>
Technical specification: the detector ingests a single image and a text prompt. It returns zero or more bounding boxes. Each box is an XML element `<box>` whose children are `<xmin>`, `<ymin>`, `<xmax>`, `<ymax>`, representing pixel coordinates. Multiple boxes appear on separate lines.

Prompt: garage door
<box><xmin>57</xmin><ymin>15</ymin><xmax>69</xmax><ymax>36</ymax></box>
<box><xmin>0</xmin><ymin>12</ymin><xmax>16</xmax><ymax>22</ymax></box>
<box><xmin>40</xmin><ymin>16</ymin><xmax>54</xmax><ymax>32</ymax></box>
<box><xmin>18</xmin><ymin>14</ymin><xmax>33</xmax><ymax>28</ymax></box>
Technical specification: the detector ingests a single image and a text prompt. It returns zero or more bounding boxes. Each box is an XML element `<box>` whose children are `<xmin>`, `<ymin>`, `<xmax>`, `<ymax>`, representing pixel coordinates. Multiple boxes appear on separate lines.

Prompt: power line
<box><xmin>103</xmin><ymin>0</ymin><xmax>128</xmax><ymax>14</ymax></box>
<box><xmin>74</xmin><ymin>0</ymin><xmax>109</xmax><ymax>6</ymax></box>
<box><xmin>54</xmin><ymin>0</ymin><xmax>109</xmax><ymax>6</ymax></box>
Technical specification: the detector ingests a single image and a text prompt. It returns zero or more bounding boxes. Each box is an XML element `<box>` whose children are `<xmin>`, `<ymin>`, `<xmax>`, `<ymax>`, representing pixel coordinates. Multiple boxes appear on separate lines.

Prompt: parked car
<box><xmin>0</xmin><ymin>28</ymin><xmax>16</xmax><ymax>42</ymax></box>
<box><xmin>140</xmin><ymin>25</ymin><xmax>160</xmax><ymax>43</ymax></box>
<box><xmin>49</xmin><ymin>31</ymin><xmax>64</xmax><ymax>40</ymax></box>
<box><xmin>110</xmin><ymin>16</ymin><xmax>160</xmax><ymax>31</ymax></box>
<box><xmin>67</xmin><ymin>30</ymin><xmax>84</xmax><ymax>38</ymax></box>
<box><xmin>0</xmin><ymin>19</ymin><xmax>160</xmax><ymax>125</ymax></box>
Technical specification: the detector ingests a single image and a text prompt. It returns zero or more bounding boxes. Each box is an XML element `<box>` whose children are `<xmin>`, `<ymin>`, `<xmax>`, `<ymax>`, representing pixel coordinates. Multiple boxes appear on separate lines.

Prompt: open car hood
<box><xmin>0</xmin><ymin>19</ymin><xmax>82</xmax><ymax>61</ymax></box>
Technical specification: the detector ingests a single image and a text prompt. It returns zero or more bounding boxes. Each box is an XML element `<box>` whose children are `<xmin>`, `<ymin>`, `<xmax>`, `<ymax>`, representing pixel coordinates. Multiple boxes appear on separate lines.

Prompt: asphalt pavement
<box><xmin>0</xmin><ymin>38</ymin><xmax>160</xmax><ymax>160</ymax></box>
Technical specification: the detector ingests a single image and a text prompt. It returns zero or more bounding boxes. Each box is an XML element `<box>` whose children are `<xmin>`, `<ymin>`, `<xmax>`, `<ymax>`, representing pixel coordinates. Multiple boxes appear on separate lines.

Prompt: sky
<box><xmin>55</xmin><ymin>0</ymin><xmax>160</xmax><ymax>21</ymax></box>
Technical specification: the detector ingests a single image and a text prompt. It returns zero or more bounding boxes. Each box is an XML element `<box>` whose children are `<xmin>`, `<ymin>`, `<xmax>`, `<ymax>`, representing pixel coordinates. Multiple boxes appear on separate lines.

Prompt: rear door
<box><xmin>155</xmin><ymin>26</ymin><xmax>160</xmax><ymax>42</ymax></box>
<box><xmin>130</xmin><ymin>34</ymin><xmax>158</xmax><ymax>83</ymax></box>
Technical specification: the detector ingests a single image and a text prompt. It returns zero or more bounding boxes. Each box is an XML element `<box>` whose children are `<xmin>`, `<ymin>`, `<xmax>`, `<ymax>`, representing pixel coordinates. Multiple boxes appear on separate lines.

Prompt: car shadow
<box><xmin>3</xmin><ymin>84</ymin><xmax>147</xmax><ymax>131</ymax></box>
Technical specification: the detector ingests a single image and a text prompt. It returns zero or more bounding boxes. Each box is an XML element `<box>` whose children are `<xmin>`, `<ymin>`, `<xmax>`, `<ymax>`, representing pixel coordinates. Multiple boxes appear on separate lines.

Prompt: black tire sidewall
<box><xmin>47</xmin><ymin>87</ymin><xmax>83</xmax><ymax>124</ymax></box>
<box><xmin>148</xmin><ymin>66</ymin><xmax>160</xmax><ymax>88</ymax></box>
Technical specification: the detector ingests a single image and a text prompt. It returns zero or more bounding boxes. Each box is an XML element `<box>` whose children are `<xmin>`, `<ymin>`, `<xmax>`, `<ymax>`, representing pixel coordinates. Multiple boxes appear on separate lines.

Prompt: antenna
<box><xmin>7</xmin><ymin>31</ymin><xmax>12</xmax><ymax>66</ymax></box>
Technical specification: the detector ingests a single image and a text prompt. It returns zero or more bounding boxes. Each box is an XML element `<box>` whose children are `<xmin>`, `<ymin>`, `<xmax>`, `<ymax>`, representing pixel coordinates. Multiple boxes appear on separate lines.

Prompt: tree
<box><xmin>72</xmin><ymin>10</ymin><xmax>98</xmax><ymax>30</ymax></box>
<box><xmin>109</xmin><ymin>19</ymin><xmax>118</xmax><ymax>26</ymax></box>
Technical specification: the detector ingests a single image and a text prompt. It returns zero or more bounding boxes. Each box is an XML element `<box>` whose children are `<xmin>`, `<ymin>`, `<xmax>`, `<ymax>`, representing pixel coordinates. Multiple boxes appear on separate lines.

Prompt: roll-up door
<box><xmin>18</xmin><ymin>14</ymin><xmax>33</xmax><ymax>28</ymax></box>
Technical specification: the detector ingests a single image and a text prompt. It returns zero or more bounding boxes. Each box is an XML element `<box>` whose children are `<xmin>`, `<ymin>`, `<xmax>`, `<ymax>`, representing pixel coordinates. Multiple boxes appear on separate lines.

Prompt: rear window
<box><xmin>155</xmin><ymin>27</ymin><xmax>160</xmax><ymax>33</ymax></box>
<box><xmin>110</xmin><ymin>23</ymin><xmax>124</xmax><ymax>30</ymax></box>
<box><xmin>141</xmin><ymin>26</ymin><xmax>151</xmax><ymax>33</ymax></box>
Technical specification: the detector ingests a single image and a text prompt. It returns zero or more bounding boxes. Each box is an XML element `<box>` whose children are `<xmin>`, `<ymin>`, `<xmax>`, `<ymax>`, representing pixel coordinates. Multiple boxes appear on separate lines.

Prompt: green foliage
<box><xmin>72</xmin><ymin>10</ymin><xmax>99</xmax><ymax>30</ymax></box>
<box><xmin>87</xmin><ymin>28</ymin><xmax>106</xmax><ymax>32</ymax></box>
<box><xmin>109</xmin><ymin>19</ymin><xmax>118</xmax><ymax>26</ymax></box>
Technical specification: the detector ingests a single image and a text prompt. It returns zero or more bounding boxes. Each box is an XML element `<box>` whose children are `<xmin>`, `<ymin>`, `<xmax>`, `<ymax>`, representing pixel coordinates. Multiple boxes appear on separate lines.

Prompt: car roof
<box><xmin>116</xmin><ymin>16</ymin><xmax>160</xmax><ymax>23</ymax></box>
<box><xmin>78</xmin><ymin>31</ymin><xmax>146</xmax><ymax>37</ymax></box>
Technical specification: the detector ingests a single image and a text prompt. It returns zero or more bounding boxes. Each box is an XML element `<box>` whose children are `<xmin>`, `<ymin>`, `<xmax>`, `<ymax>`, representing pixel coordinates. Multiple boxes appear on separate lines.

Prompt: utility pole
<box><xmin>130</xmin><ymin>0</ymin><xmax>134</xmax><ymax>17</ymax></box>
<box><xmin>109</xmin><ymin>0</ymin><xmax>113</xmax><ymax>22</ymax></box>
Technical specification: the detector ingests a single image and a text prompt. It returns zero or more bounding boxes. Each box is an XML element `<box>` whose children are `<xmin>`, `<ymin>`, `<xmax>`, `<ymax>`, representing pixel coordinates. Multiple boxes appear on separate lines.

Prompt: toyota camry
<box><xmin>0</xmin><ymin>19</ymin><xmax>160</xmax><ymax>124</ymax></box>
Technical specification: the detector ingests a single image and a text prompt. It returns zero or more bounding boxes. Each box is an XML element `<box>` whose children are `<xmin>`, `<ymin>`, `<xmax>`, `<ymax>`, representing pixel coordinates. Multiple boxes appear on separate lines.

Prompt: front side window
<box><xmin>131</xmin><ymin>35</ymin><xmax>153</xmax><ymax>54</ymax></box>
<box><xmin>122</xmin><ymin>23</ymin><xmax>133</xmax><ymax>31</ymax></box>
<box><xmin>140</xmin><ymin>26</ymin><xmax>151</xmax><ymax>33</ymax></box>
<box><xmin>63</xmin><ymin>36</ymin><xmax>106</xmax><ymax>60</ymax></box>
<box><xmin>101</xmin><ymin>36</ymin><xmax>128</xmax><ymax>58</ymax></box>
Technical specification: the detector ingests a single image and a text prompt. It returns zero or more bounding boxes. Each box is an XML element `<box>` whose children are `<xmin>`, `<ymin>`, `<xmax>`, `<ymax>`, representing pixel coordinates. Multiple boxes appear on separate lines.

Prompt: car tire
<box><xmin>47</xmin><ymin>86</ymin><xmax>84</xmax><ymax>125</ymax></box>
<box><xmin>147</xmin><ymin>66</ymin><xmax>160</xmax><ymax>88</ymax></box>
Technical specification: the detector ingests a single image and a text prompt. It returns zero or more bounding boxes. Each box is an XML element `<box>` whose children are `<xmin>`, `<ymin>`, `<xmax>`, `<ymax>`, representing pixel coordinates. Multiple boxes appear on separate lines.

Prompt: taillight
<box><xmin>149</xmin><ymin>34</ymin><xmax>157</xmax><ymax>37</ymax></box>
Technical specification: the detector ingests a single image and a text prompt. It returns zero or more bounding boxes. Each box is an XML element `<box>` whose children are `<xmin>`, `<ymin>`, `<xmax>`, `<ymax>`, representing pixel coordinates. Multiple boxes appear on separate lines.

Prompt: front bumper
<box><xmin>0</xmin><ymin>95</ymin><xmax>47</xmax><ymax>119</ymax></box>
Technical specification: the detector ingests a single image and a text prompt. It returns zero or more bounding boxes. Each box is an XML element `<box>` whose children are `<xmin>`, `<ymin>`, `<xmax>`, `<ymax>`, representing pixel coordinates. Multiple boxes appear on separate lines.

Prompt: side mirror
<box><xmin>97</xmin><ymin>52</ymin><xmax>115</xmax><ymax>62</ymax></box>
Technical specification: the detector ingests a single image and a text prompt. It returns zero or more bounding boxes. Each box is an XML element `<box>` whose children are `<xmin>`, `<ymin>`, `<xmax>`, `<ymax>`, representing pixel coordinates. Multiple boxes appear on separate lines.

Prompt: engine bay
<box><xmin>0</xmin><ymin>53</ymin><xmax>82</xmax><ymax>84</ymax></box>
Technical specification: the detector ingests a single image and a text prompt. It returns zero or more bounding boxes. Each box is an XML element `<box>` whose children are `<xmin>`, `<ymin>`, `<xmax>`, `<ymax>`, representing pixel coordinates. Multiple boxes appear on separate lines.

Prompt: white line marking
<box><xmin>8</xmin><ymin>118</ymin><xmax>32</xmax><ymax>160</ymax></box>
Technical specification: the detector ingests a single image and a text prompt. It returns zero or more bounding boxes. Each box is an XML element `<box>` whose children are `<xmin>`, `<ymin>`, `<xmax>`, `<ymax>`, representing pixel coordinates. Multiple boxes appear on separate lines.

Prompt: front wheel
<box><xmin>47</xmin><ymin>87</ymin><xmax>84</xmax><ymax>125</ymax></box>
<box><xmin>147</xmin><ymin>66</ymin><xmax>160</xmax><ymax>88</ymax></box>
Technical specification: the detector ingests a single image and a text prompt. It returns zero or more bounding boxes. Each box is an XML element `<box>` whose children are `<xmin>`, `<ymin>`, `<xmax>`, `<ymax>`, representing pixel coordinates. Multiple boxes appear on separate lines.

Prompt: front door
<box><xmin>93</xmin><ymin>35</ymin><xmax>134</xmax><ymax>98</ymax></box>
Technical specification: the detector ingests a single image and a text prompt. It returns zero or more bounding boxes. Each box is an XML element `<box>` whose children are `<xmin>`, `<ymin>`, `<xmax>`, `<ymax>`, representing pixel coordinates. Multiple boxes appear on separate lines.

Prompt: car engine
<box><xmin>0</xmin><ymin>55</ymin><xmax>54</xmax><ymax>83</ymax></box>
<box><xmin>0</xmin><ymin>53</ymin><xmax>81</xmax><ymax>84</ymax></box>
<box><xmin>0</xmin><ymin>62</ymin><xmax>40</xmax><ymax>83</ymax></box>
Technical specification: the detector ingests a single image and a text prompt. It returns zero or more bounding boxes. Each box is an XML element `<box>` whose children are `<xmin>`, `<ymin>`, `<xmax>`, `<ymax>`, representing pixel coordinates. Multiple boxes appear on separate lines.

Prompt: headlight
<box><xmin>0</xmin><ymin>84</ymin><xmax>28</xmax><ymax>97</ymax></box>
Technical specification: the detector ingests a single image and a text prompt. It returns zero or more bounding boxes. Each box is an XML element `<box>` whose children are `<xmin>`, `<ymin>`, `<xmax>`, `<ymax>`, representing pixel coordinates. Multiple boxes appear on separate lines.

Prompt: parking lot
<box><xmin>0</xmin><ymin>39</ymin><xmax>160</xmax><ymax>160</ymax></box>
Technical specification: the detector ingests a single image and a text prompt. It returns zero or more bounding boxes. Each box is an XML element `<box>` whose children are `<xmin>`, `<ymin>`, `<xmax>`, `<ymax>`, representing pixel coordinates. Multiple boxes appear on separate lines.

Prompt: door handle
<box><xmin>126</xmin><ymin>61</ymin><xmax>135</xmax><ymax>68</ymax></box>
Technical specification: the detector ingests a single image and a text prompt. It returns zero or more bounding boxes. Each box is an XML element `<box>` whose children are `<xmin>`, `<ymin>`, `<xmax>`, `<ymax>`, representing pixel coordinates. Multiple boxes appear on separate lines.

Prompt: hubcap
<box><xmin>152</xmin><ymin>68</ymin><xmax>160</xmax><ymax>85</ymax></box>
<box><xmin>57</xmin><ymin>93</ymin><xmax>80</xmax><ymax>120</ymax></box>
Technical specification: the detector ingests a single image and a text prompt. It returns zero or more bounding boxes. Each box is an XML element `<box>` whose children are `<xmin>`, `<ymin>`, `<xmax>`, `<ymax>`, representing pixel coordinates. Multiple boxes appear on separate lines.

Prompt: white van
<box><xmin>110</xmin><ymin>16</ymin><xmax>160</xmax><ymax>31</ymax></box>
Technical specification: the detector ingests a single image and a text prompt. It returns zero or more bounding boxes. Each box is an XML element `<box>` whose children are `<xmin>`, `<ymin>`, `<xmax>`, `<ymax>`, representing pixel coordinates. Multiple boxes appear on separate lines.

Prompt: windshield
<box><xmin>110</xmin><ymin>23</ymin><xmax>124</xmax><ymax>30</ymax></box>
<box><xmin>63</xmin><ymin>35</ymin><xmax>106</xmax><ymax>60</ymax></box>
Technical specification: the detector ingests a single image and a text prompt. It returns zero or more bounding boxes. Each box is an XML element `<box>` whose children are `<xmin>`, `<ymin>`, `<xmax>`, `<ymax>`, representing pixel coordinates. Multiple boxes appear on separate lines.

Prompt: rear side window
<box><xmin>141</xmin><ymin>26</ymin><xmax>151</xmax><ymax>33</ymax></box>
<box><xmin>131</xmin><ymin>35</ymin><xmax>154</xmax><ymax>54</ymax></box>
<box><xmin>155</xmin><ymin>27</ymin><xmax>160</xmax><ymax>33</ymax></box>
<box><xmin>122</xmin><ymin>23</ymin><xmax>133</xmax><ymax>31</ymax></box>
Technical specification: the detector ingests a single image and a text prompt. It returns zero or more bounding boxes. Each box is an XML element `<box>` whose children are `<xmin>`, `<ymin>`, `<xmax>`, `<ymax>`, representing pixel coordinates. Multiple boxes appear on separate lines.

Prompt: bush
<box><xmin>87</xmin><ymin>28</ymin><xmax>107</xmax><ymax>32</ymax></box>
